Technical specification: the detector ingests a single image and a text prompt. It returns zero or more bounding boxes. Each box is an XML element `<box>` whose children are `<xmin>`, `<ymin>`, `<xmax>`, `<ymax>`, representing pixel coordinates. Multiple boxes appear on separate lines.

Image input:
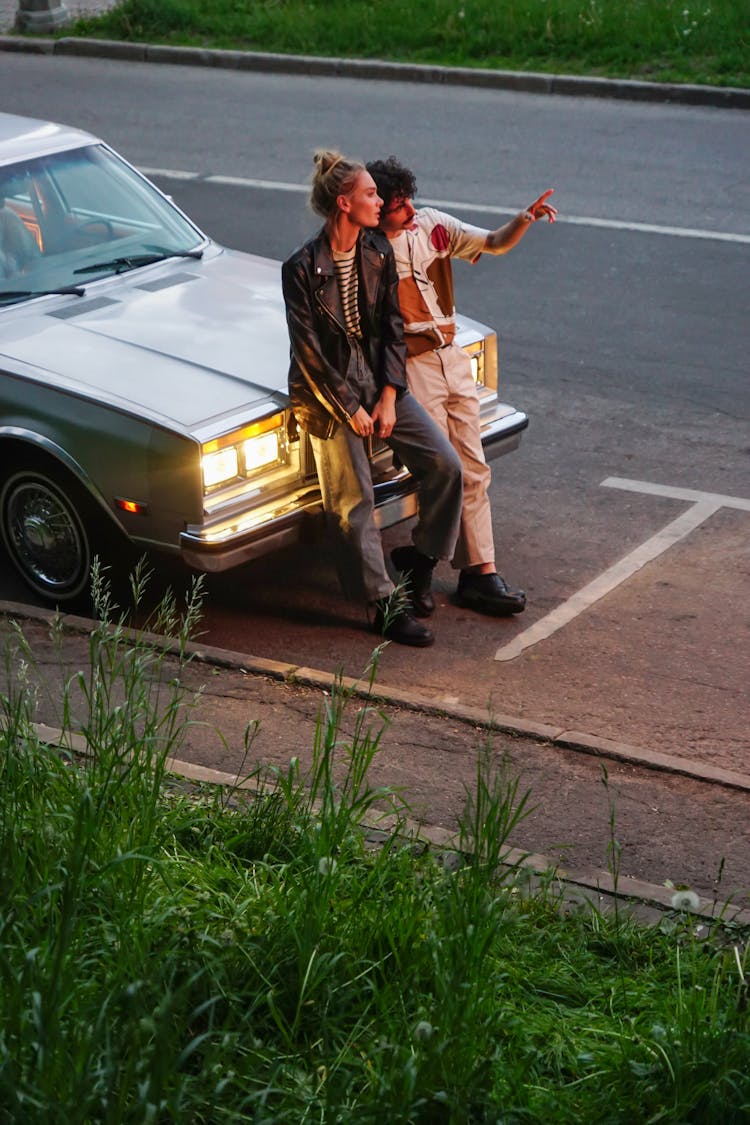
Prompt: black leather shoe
<box><xmin>390</xmin><ymin>545</ymin><xmax>436</xmax><ymax>617</ymax></box>
<box><xmin>456</xmin><ymin>572</ymin><xmax>526</xmax><ymax>616</ymax></box>
<box><xmin>372</xmin><ymin>600</ymin><xmax>435</xmax><ymax>647</ymax></box>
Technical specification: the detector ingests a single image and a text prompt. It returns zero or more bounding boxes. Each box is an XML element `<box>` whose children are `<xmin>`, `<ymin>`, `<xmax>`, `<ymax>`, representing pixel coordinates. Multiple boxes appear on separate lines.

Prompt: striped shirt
<box><xmin>332</xmin><ymin>245</ymin><xmax>362</xmax><ymax>338</ymax></box>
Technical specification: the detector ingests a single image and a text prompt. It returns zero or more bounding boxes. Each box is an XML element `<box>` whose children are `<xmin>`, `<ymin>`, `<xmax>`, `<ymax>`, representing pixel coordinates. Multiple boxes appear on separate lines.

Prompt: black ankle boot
<box><xmin>390</xmin><ymin>545</ymin><xmax>437</xmax><ymax>617</ymax></box>
<box><xmin>372</xmin><ymin>596</ymin><xmax>434</xmax><ymax>647</ymax></box>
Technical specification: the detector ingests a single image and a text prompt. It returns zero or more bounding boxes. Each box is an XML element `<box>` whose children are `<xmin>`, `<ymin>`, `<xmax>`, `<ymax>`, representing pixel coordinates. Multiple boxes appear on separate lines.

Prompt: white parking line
<box><xmin>601</xmin><ymin>477</ymin><xmax>750</xmax><ymax>511</ymax></box>
<box><xmin>494</xmin><ymin>477</ymin><xmax>750</xmax><ymax>662</ymax></box>
<box><xmin>141</xmin><ymin>168</ymin><xmax>750</xmax><ymax>246</ymax></box>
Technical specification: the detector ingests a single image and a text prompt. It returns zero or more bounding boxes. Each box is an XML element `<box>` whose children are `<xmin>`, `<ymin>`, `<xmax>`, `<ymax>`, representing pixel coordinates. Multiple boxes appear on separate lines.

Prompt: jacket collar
<box><xmin>311</xmin><ymin>226</ymin><xmax>381</xmax><ymax>278</ymax></box>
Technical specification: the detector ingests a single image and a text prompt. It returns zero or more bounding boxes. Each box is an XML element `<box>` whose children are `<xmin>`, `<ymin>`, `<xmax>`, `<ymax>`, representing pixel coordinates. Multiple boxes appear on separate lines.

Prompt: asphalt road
<box><xmin>0</xmin><ymin>54</ymin><xmax>748</xmax><ymax>775</ymax></box>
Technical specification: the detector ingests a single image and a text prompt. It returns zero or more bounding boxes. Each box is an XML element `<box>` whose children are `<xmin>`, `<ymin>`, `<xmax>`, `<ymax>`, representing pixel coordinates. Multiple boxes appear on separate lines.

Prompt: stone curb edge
<box><xmin>3</xmin><ymin>599</ymin><xmax>749</xmax><ymax>799</ymax></box>
<box><xmin>1</xmin><ymin>33</ymin><xmax>748</xmax><ymax>110</ymax></box>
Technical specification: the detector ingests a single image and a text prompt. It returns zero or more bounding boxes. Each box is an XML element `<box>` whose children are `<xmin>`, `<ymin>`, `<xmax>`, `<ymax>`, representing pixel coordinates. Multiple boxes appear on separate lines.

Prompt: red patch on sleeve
<box><xmin>430</xmin><ymin>224</ymin><xmax>450</xmax><ymax>252</ymax></box>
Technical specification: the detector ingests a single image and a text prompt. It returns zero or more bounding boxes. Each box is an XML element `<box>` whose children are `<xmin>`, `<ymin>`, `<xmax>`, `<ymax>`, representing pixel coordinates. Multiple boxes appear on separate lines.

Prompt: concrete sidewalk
<box><xmin>3</xmin><ymin>602</ymin><xmax>749</xmax><ymax>923</ymax></box>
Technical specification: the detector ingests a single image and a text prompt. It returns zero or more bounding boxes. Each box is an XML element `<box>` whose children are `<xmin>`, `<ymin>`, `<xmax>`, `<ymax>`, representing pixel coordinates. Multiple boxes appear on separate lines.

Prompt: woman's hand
<box><xmin>371</xmin><ymin>388</ymin><xmax>397</xmax><ymax>439</ymax></box>
<box><xmin>349</xmin><ymin>405</ymin><xmax>374</xmax><ymax>436</ymax></box>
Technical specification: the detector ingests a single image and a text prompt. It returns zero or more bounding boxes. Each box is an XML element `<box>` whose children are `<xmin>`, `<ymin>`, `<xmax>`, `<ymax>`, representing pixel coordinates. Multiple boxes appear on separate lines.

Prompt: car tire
<box><xmin>0</xmin><ymin>463</ymin><xmax>97</xmax><ymax>604</ymax></box>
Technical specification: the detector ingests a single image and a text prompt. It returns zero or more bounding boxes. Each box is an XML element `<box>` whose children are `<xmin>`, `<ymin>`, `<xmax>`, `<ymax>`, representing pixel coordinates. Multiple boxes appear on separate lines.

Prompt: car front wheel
<box><xmin>0</xmin><ymin>467</ymin><xmax>93</xmax><ymax>603</ymax></box>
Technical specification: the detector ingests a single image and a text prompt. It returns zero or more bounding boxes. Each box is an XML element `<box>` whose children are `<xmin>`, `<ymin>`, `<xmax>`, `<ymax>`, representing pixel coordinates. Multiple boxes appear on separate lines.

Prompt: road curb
<box><xmin>1</xmin><ymin>33</ymin><xmax>748</xmax><ymax>110</ymax></box>
<box><xmin>3</xmin><ymin>599</ymin><xmax>748</xmax><ymax>795</ymax></box>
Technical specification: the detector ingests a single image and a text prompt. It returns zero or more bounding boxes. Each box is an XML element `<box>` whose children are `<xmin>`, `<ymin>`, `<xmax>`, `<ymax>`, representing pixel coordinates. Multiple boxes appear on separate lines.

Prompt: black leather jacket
<box><xmin>282</xmin><ymin>226</ymin><xmax>408</xmax><ymax>439</ymax></box>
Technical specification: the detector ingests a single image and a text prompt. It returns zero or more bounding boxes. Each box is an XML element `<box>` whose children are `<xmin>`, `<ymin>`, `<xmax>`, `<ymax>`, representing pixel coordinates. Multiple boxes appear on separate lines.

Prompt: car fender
<box><xmin>0</xmin><ymin>423</ymin><xmax>120</xmax><ymax>524</ymax></box>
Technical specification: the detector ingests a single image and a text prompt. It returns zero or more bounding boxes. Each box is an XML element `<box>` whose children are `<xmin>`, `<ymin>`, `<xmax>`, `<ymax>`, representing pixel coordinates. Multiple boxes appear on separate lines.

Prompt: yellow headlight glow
<box><xmin>202</xmin><ymin>413</ymin><xmax>284</xmax><ymax>454</ymax></box>
<box><xmin>243</xmin><ymin>431</ymin><xmax>279</xmax><ymax>473</ymax></box>
<box><xmin>463</xmin><ymin>343</ymin><xmax>484</xmax><ymax>385</ymax></box>
<box><xmin>203</xmin><ymin>447</ymin><xmax>239</xmax><ymax>488</ymax></box>
<box><xmin>201</xmin><ymin>413</ymin><xmax>285</xmax><ymax>490</ymax></box>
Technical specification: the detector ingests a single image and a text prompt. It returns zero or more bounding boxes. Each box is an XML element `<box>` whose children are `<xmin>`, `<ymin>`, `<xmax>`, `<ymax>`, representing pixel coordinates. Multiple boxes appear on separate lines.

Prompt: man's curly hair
<box><xmin>366</xmin><ymin>156</ymin><xmax>418</xmax><ymax>212</ymax></box>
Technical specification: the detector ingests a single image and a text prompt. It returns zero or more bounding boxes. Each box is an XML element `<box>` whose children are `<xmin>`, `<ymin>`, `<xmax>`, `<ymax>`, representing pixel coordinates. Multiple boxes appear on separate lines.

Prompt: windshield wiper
<box><xmin>74</xmin><ymin>247</ymin><xmax>204</xmax><ymax>276</ymax></box>
<box><xmin>0</xmin><ymin>285</ymin><xmax>86</xmax><ymax>305</ymax></box>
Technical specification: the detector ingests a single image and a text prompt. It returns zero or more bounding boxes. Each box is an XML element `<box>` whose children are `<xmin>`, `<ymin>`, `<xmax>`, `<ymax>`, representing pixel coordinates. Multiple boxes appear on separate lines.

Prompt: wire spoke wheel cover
<box><xmin>1</xmin><ymin>470</ymin><xmax>91</xmax><ymax>600</ymax></box>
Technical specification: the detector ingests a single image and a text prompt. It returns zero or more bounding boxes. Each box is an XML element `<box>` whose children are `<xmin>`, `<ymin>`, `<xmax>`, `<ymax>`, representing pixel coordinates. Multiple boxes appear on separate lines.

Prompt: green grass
<box><xmin>64</xmin><ymin>0</ymin><xmax>750</xmax><ymax>88</ymax></box>
<box><xmin>1</xmin><ymin>568</ymin><xmax>749</xmax><ymax>1121</ymax></box>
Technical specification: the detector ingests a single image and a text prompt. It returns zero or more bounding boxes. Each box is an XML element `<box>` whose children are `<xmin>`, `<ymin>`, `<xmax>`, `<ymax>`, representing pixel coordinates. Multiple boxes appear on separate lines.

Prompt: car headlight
<box><xmin>203</xmin><ymin>446</ymin><xmax>239</xmax><ymax>488</ymax></box>
<box><xmin>461</xmin><ymin>332</ymin><xmax>497</xmax><ymax>391</ymax></box>
<box><xmin>462</xmin><ymin>340</ymin><xmax>485</xmax><ymax>385</ymax></box>
<box><xmin>243</xmin><ymin>431</ymin><xmax>279</xmax><ymax>473</ymax></box>
<box><xmin>202</xmin><ymin>412</ymin><xmax>285</xmax><ymax>491</ymax></box>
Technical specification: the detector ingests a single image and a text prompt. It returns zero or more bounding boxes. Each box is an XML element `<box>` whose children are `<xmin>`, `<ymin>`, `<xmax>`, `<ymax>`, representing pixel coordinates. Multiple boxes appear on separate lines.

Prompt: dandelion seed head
<box><xmin>414</xmin><ymin>1020</ymin><xmax>433</xmax><ymax>1042</ymax></box>
<box><xmin>671</xmin><ymin>889</ymin><xmax>700</xmax><ymax>911</ymax></box>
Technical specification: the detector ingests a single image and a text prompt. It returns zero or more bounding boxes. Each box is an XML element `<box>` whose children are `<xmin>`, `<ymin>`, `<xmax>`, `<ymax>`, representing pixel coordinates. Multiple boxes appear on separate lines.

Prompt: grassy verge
<box><xmin>1</xmin><ymin>572</ymin><xmax>749</xmax><ymax>1122</ymax></box>
<box><xmin>65</xmin><ymin>0</ymin><xmax>750</xmax><ymax>88</ymax></box>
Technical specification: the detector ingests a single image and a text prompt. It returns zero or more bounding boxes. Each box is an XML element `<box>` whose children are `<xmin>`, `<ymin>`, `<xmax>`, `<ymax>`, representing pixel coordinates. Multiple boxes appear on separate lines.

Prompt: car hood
<box><xmin>0</xmin><ymin>248</ymin><xmax>291</xmax><ymax>435</ymax></box>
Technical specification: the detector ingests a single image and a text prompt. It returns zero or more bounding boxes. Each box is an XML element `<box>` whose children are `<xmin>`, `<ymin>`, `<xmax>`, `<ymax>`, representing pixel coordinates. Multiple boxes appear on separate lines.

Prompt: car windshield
<box><xmin>0</xmin><ymin>143</ymin><xmax>204</xmax><ymax>299</ymax></box>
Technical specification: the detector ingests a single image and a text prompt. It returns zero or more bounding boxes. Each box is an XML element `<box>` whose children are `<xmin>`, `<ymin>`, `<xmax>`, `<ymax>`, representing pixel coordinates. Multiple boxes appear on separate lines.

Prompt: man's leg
<box><xmin>385</xmin><ymin>391</ymin><xmax>462</xmax><ymax>618</ymax></box>
<box><xmin>407</xmin><ymin>347</ymin><xmax>525</xmax><ymax>616</ymax></box>
<box><xmin>387</xmin><ymin>391</ymin><xmax>463</xmax><ymax>562</ymax></box>
<box><xmin>406</xmin><ymin>348</ymin><xmax>494</xmax><ymax>571</ymax></box>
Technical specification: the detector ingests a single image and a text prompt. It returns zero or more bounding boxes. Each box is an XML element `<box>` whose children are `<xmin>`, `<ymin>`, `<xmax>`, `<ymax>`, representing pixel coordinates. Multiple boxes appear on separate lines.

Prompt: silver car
<box><xmin>0</xmin><ymin>112</ymin><xmax>528</xmax><ymax>604</ymax></box>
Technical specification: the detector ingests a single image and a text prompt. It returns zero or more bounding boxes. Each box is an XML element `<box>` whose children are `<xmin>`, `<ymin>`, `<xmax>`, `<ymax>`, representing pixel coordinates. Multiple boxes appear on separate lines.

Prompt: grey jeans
<box><xmin>310</xmin><ymin>390</ymin><xmax>463</xmax><ymax>603</ymax></box>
